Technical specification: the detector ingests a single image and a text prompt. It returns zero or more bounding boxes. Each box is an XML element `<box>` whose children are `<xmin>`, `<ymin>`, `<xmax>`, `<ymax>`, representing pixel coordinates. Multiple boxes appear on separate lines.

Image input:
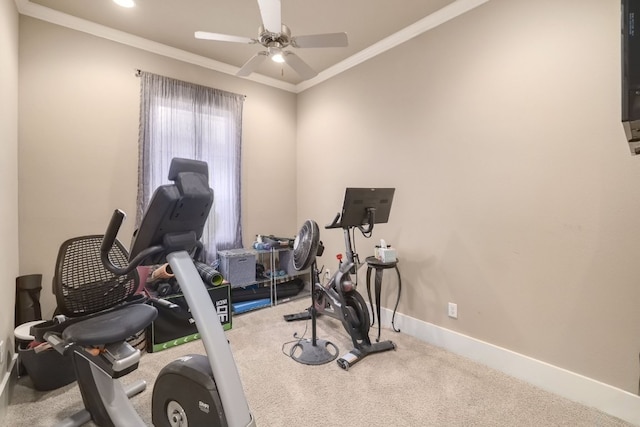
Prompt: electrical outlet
<box><xmin>324</xmin><ymin>269</ymin><xmax>331</xmax><ymax>281</ymax></box>
<box><xmin>448</xmin><ymin>302</ymin><xmax>458</xmax><ymax>319</ymax></box>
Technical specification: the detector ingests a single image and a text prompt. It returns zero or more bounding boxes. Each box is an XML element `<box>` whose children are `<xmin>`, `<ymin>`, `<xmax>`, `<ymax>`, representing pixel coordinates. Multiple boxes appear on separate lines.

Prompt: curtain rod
<box><xmin>134</xmin><ymin>69</ymin><xmax>246</xmax><ymax>98</ymax></box>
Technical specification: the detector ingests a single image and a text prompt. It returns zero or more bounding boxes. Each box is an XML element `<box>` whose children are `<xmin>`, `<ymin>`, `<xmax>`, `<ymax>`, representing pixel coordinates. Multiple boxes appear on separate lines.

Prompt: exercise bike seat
<box><xmin>61</xmin><ymin>304</ymin><xmax>157</xmax><ymax>347</ymax></box>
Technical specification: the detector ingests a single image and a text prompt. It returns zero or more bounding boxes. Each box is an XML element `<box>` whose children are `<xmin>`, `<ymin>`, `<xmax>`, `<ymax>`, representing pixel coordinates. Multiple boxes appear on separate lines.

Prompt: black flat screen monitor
<box><xmin>622</xmin><ymin>0</ymin><xmax>640</xmax><ymax>152</ymax></box>
<box><xmin>339</xmin><ymin>188</ymin><xmax>395</xmax><ymax>228</ymax></box>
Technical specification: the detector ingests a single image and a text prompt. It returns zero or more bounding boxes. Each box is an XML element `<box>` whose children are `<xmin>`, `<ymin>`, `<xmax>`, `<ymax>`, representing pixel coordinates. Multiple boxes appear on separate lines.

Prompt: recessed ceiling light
<box><xmin>113</xmin><ymin>0</ymin><xmax>135</xmax><ymax>8</ymax></box>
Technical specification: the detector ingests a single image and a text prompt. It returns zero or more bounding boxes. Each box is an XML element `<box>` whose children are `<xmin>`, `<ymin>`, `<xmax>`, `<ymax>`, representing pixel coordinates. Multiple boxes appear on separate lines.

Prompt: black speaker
<box><xmin>622</xmin><ymin>0</ymin><xmax>640</xmax><ymax>153</ymax></box>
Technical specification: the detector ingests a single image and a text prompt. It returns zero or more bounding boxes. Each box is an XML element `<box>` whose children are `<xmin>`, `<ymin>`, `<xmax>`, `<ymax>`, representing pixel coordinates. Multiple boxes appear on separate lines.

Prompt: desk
<box><xmin>365</xmin><ymin>256</ymin><xmax>401</xmax><ymax>342</ymax></box>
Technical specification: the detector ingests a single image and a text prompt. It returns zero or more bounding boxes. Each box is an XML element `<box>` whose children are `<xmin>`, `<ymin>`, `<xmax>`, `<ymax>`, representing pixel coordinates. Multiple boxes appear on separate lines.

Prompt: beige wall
<box><xmin>0</xmin><ymin>0</ymin><xmax>20</xmax><ymax>419</ymax></box>
<box><xmin>297</xmin><ymin>0</ymin><xmax>640</xmax><ymax>393</ymax></box>
<box><xmin>18</xmin><ymin>16</ymin><xmax>297</xmax><ymax>320</ymax></box>
<box><xmin>15</xmin><ymin>0</ymin><xmax>640</xmax><ymax>399</ymax></box>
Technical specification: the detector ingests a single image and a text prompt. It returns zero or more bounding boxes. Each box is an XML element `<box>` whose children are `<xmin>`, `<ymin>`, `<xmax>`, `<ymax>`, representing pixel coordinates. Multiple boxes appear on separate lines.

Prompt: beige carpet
<box><xmin>6</xmin><ymin>298</ymin><xmax>634</xmax><ymax>426</ymax></box>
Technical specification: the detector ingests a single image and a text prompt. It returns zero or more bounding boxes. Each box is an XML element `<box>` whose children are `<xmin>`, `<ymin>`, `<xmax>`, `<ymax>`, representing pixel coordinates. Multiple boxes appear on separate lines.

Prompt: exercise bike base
<box><xmin>290</xmin><ymin>338</ymin><xmax>339</xmax><ymax>365</ymax></box>
<box><xmin>55</xmin><ymin>379</ymin><xmax>147</xmax><ymax>427</ymax></box>
<box><xmin>337</xmin><ymin>340</ymin><xmax>396</xmax><ymax>370</ymax></box>
<box><xmin>283</xmin><ymin>310</ymin><xmax>311</xmax><ymax>322</ymax></box>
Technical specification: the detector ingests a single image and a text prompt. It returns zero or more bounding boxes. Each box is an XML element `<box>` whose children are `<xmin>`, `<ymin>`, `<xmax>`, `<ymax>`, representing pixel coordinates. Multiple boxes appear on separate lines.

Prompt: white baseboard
<box><xmin>377</xmin><ymin>307</ymin><xmax>640</xmax><ymax>426</ymax></box>
<box><xmin>0</xmin><ymin>354</ymin><xmax>18</xmax><ymax>425</ymax></box>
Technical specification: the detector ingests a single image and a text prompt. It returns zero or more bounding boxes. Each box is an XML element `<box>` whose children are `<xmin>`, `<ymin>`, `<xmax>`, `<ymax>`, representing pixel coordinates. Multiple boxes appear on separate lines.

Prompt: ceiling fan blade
<box><xmin>257</xmin><ymin>0</ymin><xmax>281</xmax><ymax>34</ymax></box>
<box><xmin>195</xmin><ymin>31</ymin><xmax>255</xmax><ymax>44</ymax></box>
<box><xmin>236</xmin><ymin>52</ymin><xmax>268</xmax><ymax>77</ymax></box>
<box><xmin>283</xmin><ymin>52</ymin><xmax>318</xmax><ymax>80</ymax></box>
<box><xmin>291</xmin><ymin>32</ymin><xmax>349</xmax><ymax>48</ymax></box>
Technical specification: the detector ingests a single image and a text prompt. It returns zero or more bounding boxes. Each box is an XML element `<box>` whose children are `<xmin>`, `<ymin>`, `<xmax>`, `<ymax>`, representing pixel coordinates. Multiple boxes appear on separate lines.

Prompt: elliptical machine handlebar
<box><xmin>100</xmin><ymin>209</ymin><xmax>164</xmax><ymax>276</ymax></box>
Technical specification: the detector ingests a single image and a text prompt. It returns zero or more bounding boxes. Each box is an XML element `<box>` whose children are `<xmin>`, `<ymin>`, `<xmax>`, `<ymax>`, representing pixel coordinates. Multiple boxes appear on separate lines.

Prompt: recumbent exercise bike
<box><xmin>285</xmin><ymin>187</ymin><xmax>397</xmax><ymax>369</ymax></box>
<box><xmin>35</xmin><ymin>158</ymin><xmax>255</xmax><ymax>427</ymax></box>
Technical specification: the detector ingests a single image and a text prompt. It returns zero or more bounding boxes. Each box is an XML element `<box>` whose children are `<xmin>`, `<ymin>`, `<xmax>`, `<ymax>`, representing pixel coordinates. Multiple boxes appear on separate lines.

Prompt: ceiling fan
<box><xmin>195</xmin><ymin>0</ymin><xmax>348</xmax><ymax>80</ymax></box>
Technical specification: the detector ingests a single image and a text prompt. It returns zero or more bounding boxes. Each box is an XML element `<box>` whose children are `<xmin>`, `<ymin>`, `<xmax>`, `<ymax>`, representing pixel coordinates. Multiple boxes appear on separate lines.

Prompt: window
<box><xmin>137</xmin><ymin>72</ymin><xmax>244</xmax><ymax>263</ymax></box>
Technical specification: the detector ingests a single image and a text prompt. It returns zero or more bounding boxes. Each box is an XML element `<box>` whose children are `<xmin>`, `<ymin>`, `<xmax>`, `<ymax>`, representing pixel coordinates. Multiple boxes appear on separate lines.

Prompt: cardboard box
<box><xmin>146</xmin><ymin>285</ymin><xmax>231</xmax><ymax>353</ymax></box>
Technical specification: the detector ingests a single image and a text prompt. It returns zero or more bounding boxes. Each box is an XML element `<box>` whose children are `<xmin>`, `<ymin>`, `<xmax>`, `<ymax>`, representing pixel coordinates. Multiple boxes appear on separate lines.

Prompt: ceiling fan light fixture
<box><xmin>269</xmin><ymin>47</ymin><xmax>285</xmax><ymax>63</ymax></box>
<box><xmin>113</xmin><ymin>0</ymin><xmax>135</xmax><ymax>8</ymax></box>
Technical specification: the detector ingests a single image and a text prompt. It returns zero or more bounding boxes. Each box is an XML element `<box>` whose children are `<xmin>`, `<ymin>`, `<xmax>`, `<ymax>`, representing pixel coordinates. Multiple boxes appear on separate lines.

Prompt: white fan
<box><xmin>195</xmin><ymin>0</ymin><xmax>348</xmax><ymax>80</ymax></box>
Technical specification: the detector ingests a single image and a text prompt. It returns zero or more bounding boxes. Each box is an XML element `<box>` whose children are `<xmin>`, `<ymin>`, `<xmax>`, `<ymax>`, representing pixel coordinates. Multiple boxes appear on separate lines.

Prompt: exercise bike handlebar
<box><xmin>324</xmin><ymin>210</ymin><xmax>375</xmax><ymax>237</ymax></box>
<box><xmin>100</xmin><ymin>209</ymin><xmax>164</xmax><ymax>276</ymax></box>
<box><xmin>325</xmin><ymin>213</ymin><xmax>342</xmax><ymax>229</ymax></box>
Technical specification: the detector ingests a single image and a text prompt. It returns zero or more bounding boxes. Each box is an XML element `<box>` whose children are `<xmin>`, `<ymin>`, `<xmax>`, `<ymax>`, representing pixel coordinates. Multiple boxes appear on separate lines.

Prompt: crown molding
<box><xmin>15</xmin><ymin>0</ymin><xmax>490</xmax><ymax>94</ymax></box>
<box><xmin>14</xmin><ymin>0</ymin><xmax>297</xmax><ymax>92</ymax></box>
<box><xmin>296</xmin><ymin>0</ymin><xmax>491</xmax><ymax>92</ymax></box>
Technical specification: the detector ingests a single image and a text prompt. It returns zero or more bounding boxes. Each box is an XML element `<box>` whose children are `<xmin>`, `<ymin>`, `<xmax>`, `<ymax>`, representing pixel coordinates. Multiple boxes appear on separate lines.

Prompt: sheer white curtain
<box><xmin>137</xmin><ymin>72</ymin><xmax>244</xmax><ymax>264</ymax></box>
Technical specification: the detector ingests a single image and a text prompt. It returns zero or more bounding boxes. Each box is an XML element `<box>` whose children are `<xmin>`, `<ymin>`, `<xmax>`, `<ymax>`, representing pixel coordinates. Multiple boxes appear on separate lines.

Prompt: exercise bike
<box><xmin>285</xmin><ymin>188</ymin><xmax>397</xmax><ymax>370</ymax></box>
<box><xmin>36</xmin><ymin>158</ymin><xmax>255</xmax><ymax>427</ymax></box>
